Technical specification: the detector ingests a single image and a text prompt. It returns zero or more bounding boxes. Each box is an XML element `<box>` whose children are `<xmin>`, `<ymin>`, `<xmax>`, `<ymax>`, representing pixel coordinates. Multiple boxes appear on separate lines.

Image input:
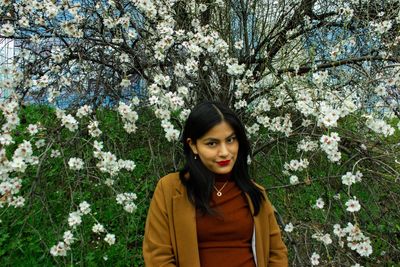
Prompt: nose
<box><xmin>218</xmin><ymin>143</ymin><xmax>229</xmax><ymax>157</ymax></box>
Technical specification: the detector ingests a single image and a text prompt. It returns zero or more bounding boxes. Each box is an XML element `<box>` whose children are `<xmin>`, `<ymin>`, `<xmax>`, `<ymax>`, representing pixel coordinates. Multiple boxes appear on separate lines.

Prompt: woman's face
<box><xmin>187</xmin><ymin>121</ymin><xmax>239</xmax><ymax>175</ymax></box>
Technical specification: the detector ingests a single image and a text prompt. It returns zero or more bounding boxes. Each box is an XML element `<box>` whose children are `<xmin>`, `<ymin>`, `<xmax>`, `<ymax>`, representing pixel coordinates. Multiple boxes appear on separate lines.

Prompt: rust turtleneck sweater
<box><xmin>196</xmin><ymin>173</ymin><xmax>256</xmax><ymax>267</ymax></box>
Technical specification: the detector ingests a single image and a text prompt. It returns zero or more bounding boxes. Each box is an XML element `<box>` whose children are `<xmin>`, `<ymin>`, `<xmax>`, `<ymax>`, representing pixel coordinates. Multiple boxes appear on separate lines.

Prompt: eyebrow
<box><xmin>202</xmin><ymin>133</ymin><xmax>236</xmax><ymax>142</ymax></box>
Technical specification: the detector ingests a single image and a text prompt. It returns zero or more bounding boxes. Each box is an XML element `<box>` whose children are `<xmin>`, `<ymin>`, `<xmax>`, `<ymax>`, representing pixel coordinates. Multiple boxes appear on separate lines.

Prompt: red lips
<box><xmin>217</xmin><ymin>160</ymin><xmax>231</xmax><ymax>166</ymax></box>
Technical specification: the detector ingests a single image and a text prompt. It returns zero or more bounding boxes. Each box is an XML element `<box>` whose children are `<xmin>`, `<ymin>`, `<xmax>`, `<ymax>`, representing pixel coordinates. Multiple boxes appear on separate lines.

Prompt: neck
<box><xmin>214</xmin><ymin>172</ymin><xmax>231</xmax><ymax>182</ymax></box>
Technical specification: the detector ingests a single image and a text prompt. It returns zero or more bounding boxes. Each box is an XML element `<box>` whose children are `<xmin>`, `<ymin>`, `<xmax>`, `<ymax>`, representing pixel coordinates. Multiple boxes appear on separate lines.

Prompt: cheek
<box><xmin>232</xmin><ymin>144</ymin><xmax>239</xmax><ymax>154</ymax></box>
<box><xmin>197</xmin><ymin>147</ymin><xmax>213</xmax><ymax>159</ymax></box>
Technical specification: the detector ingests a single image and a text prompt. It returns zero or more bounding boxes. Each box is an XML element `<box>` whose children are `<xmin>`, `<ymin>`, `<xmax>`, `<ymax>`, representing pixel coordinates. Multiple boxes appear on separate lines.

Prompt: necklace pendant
<box><xmin>213</xmin><ymin>180</ymin><xmax>228</xmax><ymax>197</ymax></box>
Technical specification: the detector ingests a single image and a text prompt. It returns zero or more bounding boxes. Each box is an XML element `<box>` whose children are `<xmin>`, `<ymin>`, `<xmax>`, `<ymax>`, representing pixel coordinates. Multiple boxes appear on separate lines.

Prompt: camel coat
<box><xmin>143</xmin><ymin>173</ymin><xmax>288</xmax><ymax>267</ymax></box>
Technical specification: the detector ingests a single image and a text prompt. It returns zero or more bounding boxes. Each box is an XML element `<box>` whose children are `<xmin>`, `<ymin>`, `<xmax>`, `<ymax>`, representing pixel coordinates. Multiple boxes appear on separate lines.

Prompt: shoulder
<box><xmin>251</xmin><ymin>180</ymin><xmax>277</xmax><ymax>214</ymax></box>
<box><xmin>155</xmin><ymin>172</ymin><xmax>185</xmax><ymax>196</ymax></box>
<box><xmin>252</xmin><ymin>180</ymin><xmax>266</xmax><ymax>192</ymax></box>
<box><xmin>158</xmin><ymin>172</ymin><xmax>181</xmax><ymax>187</ymax></box>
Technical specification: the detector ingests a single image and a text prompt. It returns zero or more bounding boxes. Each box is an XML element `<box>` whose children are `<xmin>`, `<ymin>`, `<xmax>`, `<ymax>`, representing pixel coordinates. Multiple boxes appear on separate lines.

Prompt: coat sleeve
<box><xmin>143</xmin><ymin>179</ymin><xmax>177</xmax><ymax>267</ymax></box>
<box><xmin>267</xmin><ymin>200</ymin><xmax>288</xmax><ymax>267</ymax></box>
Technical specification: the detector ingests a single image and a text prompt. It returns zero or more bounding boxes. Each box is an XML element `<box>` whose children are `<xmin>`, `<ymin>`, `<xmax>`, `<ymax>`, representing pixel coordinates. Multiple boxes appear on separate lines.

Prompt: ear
<box><xmin>187</xmin><ymin>138</ymin><xmax>198</xmax><ymax>155</ymax></box>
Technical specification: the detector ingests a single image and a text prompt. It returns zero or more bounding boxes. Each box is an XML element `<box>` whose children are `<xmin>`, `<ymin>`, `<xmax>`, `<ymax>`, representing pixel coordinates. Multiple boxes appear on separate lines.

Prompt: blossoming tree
<box><xmin>1</xmin><ymin>0</ymin><xmax>400</xmax><ymax>265</ymax></box>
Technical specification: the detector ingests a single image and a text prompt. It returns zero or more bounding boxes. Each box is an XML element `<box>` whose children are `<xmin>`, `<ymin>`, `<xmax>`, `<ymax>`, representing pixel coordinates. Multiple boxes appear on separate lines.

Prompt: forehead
<box><xmin>199</xmin><ymin>121</ymin><xmax>235</xmax><ymax>139</ymax></box>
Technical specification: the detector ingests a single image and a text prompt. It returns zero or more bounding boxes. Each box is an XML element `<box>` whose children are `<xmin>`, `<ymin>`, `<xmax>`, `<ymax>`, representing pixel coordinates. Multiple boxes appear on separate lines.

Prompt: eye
<box><xmin>227</xmin><ymin>136</ymin><xmax>236</xmax><ymax>143</ymax></box>
<box><xmin>207</xmin><ymin>142</ymin><xmax>217</xmax><ymax>147</ymax></box>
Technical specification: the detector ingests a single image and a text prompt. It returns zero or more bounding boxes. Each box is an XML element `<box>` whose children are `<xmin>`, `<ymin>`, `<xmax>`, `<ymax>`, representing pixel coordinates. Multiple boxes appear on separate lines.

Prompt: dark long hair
<box><xmin>179</xmin><ymin>101</ymin><xmax>265</xmax><ymax>215</ymax></box>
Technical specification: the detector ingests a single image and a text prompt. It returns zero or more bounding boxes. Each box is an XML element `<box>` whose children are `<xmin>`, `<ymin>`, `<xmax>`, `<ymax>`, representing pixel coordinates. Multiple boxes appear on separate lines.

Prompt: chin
<box><xmin>214</xmin><ymin>167</ymin><xmax>233</xmax><ymax>174</ymax></box>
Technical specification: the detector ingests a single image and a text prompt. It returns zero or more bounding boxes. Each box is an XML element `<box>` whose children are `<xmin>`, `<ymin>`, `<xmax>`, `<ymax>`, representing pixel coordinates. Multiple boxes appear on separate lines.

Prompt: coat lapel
<box><xmin>245</xmin><ymin>191</ymin><xmax>267</xmax><ymax>267</ymax></box>
<box><xmin>172</xmin><ymin>189</ymin><xmax>201</xmax><ymax>267</ymax></box>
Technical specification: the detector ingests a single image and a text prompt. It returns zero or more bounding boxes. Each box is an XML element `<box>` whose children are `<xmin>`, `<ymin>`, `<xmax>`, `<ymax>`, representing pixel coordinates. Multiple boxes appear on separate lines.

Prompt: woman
<box><xmin>143</xmin><ymin>101</ymin><xmax>288</xmax><ymax>267</ymax></box>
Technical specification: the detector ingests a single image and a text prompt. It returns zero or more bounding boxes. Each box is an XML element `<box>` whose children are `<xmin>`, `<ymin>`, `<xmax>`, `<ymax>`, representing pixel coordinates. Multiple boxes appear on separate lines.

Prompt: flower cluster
<box><xmin>294</xmin><ymin>87</ymin><xmax>358</xmax><ymax>127</ymax></box>
<box><xmin>269</xmin><ymin>115</ymin><xmax>293</xmax><ymax>137</ymax></box>
<box><xmin>320</xmin><ymin>132</ymin><xmax>341</xmax><ymax>162</ymax></box>
<box><xmin>91</xmin><ymin>222</ymin><xmax>115</xmax><ymax>245</ymax></box>
<box><xmin>92</xmin><ymin>223</ymin><xmax>105</xmax><ymax>234</ymax></box>
<box><xmin>341</xmin><ymin>171</ymin><xmax>363</xmax><ymax>186</ymax></box>
<box><xmin>96</xmin><ymin>151</ymin><xmax>119</xmax><ymax>176</ymax></box>
<box><xmin>93</xmin><ymin>141</ymin><xmax>136</xmax><ymax>176</ymax></box>
<box><xmin>0</xmin><ymin>140</ymin><xmax>37</xmax><ymax>208</ymax></box>
<box><xmin>0</xmin><ymin>176</ymin><xmax>24</xmax><ymax>208</ymax></box>
<box><xmin>365</xmin><ymin>117</ymin><xmax>395</xmax><ymax>137</ymax></box>
<box><xmin>297</xmin><ymin>138</ymin><xmax>318</xmax><ymax>152</ymax></box>
<box><xmin>147</xmin><ymin>80</ymin><xmax>184</xmax><ymax>142</ymax></box>
<box><xmin>295</xmin><ymin>89</ymin><xmax>315</xmax><ymax>116</ymax></box>
<box><xmin>227</xmin><ymin>60</ymin><xmax>246</xmax><ymax>76</ymax></box>
<box><xmin>68</xmin><ymin>157</ymin><xmax>84</xmax><ymax>171</ymax></box>
<box><xmin>117</xmin><ymin>102</ymin><xmax>138</xmax><ymax>134</ymax></box>
<box><xmin>246</xmin><ymin>123</ymin><xmax>260</xmax><ymax>137</ymax></box>
<box><xmin>1</xmin><ymin>99</ymin><xmax>20</xmax><ymax>132</ymax></box>
<box><xmin>313</xmin><ymin>70</ymin><xmax>329</xmax><ymax>86</ymax></box>
<box><xmin>234</xmin><ymin>70</ymin><xmax>255</xmax><ymax>105</ymax></box>
<box><xmin>284</xmin><ymin>158</ymin><xmax>309</xmax><ymax>173</ymax></box>
<box><xmin>51</xmin><ymin>201</ymin><xmax>95</xmax><ymax>257</ymax></box>
<box><xmin>76</xmin><ymin>105</ymin><xmax>93</xmax><ymax>118</ymax></box>
<box><xmin>312</xmin><ymin>232</ymin><xmax>333</xmax><ymax>245</ymax></box>
<box><xmin>333</xmin><ymin>223</ymin><xmax>373</xmax><ymax>257</ymax></box>
<box><xmin>116</xmin><ymin>192</ymin><xmax>138</xmax><ymax>213</ymax></box>
<box><xmin>56</xmin><ymin>110</ymin><xmax>79</xmax><ymax>132</ymax></box>
<box><xmin>161</xmin><ymin>119</ymin><xmax>180</xmax><ymax>142</ymax></box>
<box><xmin>317</xmin><ymin>102</ymin><xmax>340</xmax><ymax>128</ymax></box>
<box><xmin>371</xmin><ymin>20</ymin><xmax>392</xmax><ymax>34</ymax></box>
<box><xmin>0</xmin><ymin>98</ymin><xmax>41</xmax><ymax>208</ymax></box>
<box><xmin>252</xmin><ymin>98</ymin><xmax>271</xmax><ymax>115</ymax></box>
<box><xmin>88</xmin><ymin>121</ymin><xmax>102</xmax><ymax>138</ymax></box>
<box><xmin>337</xmin><ymin>3</ymin><xmax>354</xmax><ymax>19</ymax></box>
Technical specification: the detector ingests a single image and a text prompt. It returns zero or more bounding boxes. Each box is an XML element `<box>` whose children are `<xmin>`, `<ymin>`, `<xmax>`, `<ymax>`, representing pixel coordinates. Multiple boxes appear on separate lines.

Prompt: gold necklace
<box><xmin>213</xmin><ymin>180</ymin><xmax>229</xmax><ymax>197</ymax></box>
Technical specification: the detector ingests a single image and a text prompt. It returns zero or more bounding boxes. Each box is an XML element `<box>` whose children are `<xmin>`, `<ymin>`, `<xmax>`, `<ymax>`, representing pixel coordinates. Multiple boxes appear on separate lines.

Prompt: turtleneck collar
<box><xmin>214</xmin><ymin>172</ymin><xmax>232</xmax><ymax>182</ymax></box>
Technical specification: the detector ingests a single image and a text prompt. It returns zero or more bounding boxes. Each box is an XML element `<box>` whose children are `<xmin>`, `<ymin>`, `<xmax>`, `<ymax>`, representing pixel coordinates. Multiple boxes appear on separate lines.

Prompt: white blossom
<box><xmin>68</xmin><ymin>211</ymin><xmax>82</xmax><ymax>228</ymax></box>
<box><xmin>314</xmin><ymin>198</ymin><xmax>325</xmax><ymax>209</ymax></box>
<box><xmin>227</xmin><ymin>62</ymin><xmax>245</xmax><ymax>76</ymax></box>
<box><xmin>50</xmin><ymin>241</ymin><xmax>68</xmax><ymax>257</ymax></box>
<box><xmin>50</xmin><ymin>149</ymin><xmax>61</xmax><ymax>158</ymax></box>
<box><xmin>61</xmin><ymin>114</ymin><xmax>79</xmax><ymax>132</ymax></box>
<box><xmin>92</xmin><ymin>223</ymin><xmax>105</xmax><ymax>233</ymax></box>
<box><xmin>104</xmin><ymin>233</ymin><xmax>116</xmax><ymax>245</ymax></box>
<box><xmin>289</xmin><ymin>175</ymin><xmax>299</xmax><ymax>185</ymax></box>
<box><xmin>345</xmin><ymin>197</ymin><xmax>361</xmax><ymax>213</ymax></box>
<box><xmin>27</xmin><ymin>124</ymin><xmax>39</xmax><ymax>135</ymax></box>
<box><xmin>35</xmin><ymin>139</ymin><xmax>46</xmax><ymax>148</ymax></box>
<box><xmin>76</xmin><ymin>105</ymin><xmax>92</xmax><ymax>118</ymax></box>
<box><xmin>310</xmin><ymin>252</ymin><xmax>320</xmax><ymax>265</ymax></box>
<box><xmin>284</xmin><ymin>222</ymin><xmax>294</xmax><ymax>233</ymax></box>
<box><xmin>68</xmin><ymin>157</ymin><xmax>84</xmax><ymax>171</ymax></box>
<box><xmin>79</xmin><ymin>201</ymin><xmax>91</xmax><ymax>215</ymax></box>
<box><xmin>63</xmin><ymin>230</ymin><xmax>75</xmax><ymax>245</ymax></box>
<box><xmin>1</xmin><ymin>22</ymin><xmax>15</xmax><ymax>37</ymax></box>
